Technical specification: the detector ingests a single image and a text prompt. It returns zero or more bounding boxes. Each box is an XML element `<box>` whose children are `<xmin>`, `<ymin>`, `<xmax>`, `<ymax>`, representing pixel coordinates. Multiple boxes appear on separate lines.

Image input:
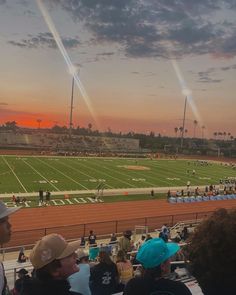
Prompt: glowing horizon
<box><xmin>0</xmin><ymin>1</ymin><xmax>235</xmax><ymax>138</ymax></box>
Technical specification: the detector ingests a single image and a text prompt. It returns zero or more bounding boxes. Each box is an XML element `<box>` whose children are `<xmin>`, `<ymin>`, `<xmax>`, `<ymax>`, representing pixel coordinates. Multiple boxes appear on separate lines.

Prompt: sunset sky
<box><xmin>0</xmin><ymin>0</ymin><xmax>236</xmax><ymax>138</ymax></box>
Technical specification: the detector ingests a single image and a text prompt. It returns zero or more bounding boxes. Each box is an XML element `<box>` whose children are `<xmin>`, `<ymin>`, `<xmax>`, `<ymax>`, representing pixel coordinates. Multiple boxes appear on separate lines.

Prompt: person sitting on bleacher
<box><xmin>88</xmin><ymin>230</ymin><xmax>97</xmax><ymax>248</ymax></box>
<box><xmin>0</xmin><ymin>201</ymin><xmax>20</xmax><ymax>295</ymax></box>
<box><xmin>124</xmin><ymin>238</ymin><xmax>192</xmax><ymax>295</ymax></box>
<box><xmin>118</xmin><ymin>230</ymin><xmax>132</xmax><ymax>254</ymax></box>
<box><xmin>17</xmin><ymin>247</ymin><xmax>28</xmax><ymax>263</ymax></box>
<box><xmin>12</xmin><ymin>268</ymin><xmax>31</xmax><ymax>295</ymax></box>
<box><xmin>90</xmin><ymin>250</ymin><xmax>119</xmax><ymax>295</ymax></box>
<box><xmin>23</xmin><ymin>233</ymin><xmax>81</xmax><ymax>295</ymax></box>
<box><xmin>180</xmin><ymin>226</ymin><xmax>189</xmax><ymax>241</ymax></box>
<box><xmin>159</xmin><ymin>227</ymin><xmax>169</xmax><ymax>243</ymax></box>
<box><xmin>80</xmin><ymin>236</ymin><xmax>86</xmax><ymax>247</ymax></box>
<box><xmin>187</xmin><ymin>208</ymin><xmax>236</xmax><ymax>295</ymax></box>
<box><xmin>68</xmin><ymin>250</ymin><xmax>91</xmax><ymax>295</ymax></box>
<box><xmin>116</xmin><ymin>250</ymin><xmax>133</xmax><ymax>289</ymax></box>
<box><xmin>135</xmin><ymin>235</ymin><xmax>146</xmax><ymax>249</ymax></box>
<box><xmin>109</xmin><ymin>233</ymin><xmax>117</xmax><ymax>245</ymax></box>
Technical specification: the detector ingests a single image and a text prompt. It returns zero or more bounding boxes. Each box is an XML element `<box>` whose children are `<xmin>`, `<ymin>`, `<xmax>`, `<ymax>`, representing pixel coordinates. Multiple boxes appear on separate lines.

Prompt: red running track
<box><xmin>5</xmin><ymin>198</ymin><xmax>236</xmax><ymax>247</ymax></box>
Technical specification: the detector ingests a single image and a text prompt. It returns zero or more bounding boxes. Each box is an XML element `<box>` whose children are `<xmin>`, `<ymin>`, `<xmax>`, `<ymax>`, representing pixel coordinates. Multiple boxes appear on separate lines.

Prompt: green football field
<box><xmin>0</xmin><ymin>155</ymin><xmax>235</xmax><ymax>194</ymax></box>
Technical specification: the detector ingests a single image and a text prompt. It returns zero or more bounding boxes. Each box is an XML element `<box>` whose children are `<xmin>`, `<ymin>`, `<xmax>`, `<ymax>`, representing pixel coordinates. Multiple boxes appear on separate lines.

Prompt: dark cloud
<box><xmin>0</xmin><ymin>102</ymin><xmax>8</xmax><ymax>106</ymax></box>
<box><xmin>220</xmin><ymin>64</ymin><xmax>236</xmax><ymax>71</ymax></box>
<box><xmin>23</xmin><ymin>9</ymin><xmax>36</xmax><ymax>17</ymax></box>
<box><xmin>197</xmin><ymin>69</ymin><xmax>223</xmax><ymax>83</ymax></box>
<box><xmin>198</xmin><ymin>78</ymin><xmax>223</xmax><ymax>83</ymax></box>
<box><xmin>224</xmin><ymin>0</ymin><xmax>236</xmax><ymax>9</ymax></box>
<box><xmin>96</xmin><ymin>52</ymin><xmax>115</xmax><ymax>58</ymax></box>
<box><xmin>0</xmin><ymin>0</ymin><xmax>6</xmax><ymax>4</ymax></box>
<box><xmin>8</xmin><ymin>32</ymin><xmax>80</xmax><ymax>49</ymax></box>
<box><xmin>221</xmin><ymin>66</ymin><xmax>231</xmax><ymax>71</ymax></box>
<box><xmin>47</xmin><ymin>0</ymin><xmax>236</xmax><ymax>59</ymax></box>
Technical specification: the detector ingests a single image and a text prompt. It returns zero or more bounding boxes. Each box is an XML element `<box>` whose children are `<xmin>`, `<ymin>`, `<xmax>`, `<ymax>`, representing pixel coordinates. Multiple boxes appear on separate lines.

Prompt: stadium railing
<box><xmin>1</xmin><ymin>210</ymin><xmax>214</xmax><ymax>252</ymax></box>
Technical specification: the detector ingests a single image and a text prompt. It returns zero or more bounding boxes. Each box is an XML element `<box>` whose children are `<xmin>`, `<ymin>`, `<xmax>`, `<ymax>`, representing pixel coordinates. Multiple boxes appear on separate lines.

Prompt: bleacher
<box><xmin>0</xmin><ymin>132</ymin><xmax>140</xmax><ymax>153</ymax></box>
<box><xmin>1</xmin><ymin>222</ymin><xmax>203</xmax><ymax>292</ymax></box>
<box><xmin>169</xmin><ymin>193</ymin><xmax>236</xmax><ymax>204</ymax></box>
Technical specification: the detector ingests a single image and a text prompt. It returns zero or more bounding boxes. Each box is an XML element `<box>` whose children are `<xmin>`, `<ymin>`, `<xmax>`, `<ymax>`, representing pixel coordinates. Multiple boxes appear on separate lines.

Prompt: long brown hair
<box><xmin>99</xmin><ymin>251</ymin><xmax>113</xmax><ymax>265</ymax></box>
<box><xmin>116</xmin><ymin>250</ymin><xmax>127</xmax><ymax>263</ymax></box>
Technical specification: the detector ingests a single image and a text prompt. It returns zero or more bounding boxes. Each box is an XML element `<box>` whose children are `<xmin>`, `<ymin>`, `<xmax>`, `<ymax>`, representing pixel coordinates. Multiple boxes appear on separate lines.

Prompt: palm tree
<box><xmin>223</xmin><ymin>131</ymin><xmax>226</xmax><ymax>140</ymax></box>
<box><xmin>179</xmin><ymin>126</ymin><xmax>183</xmax><ymax>133</ymax></box>
<box><xmin>213</xmin><ymin>132</ymin><xmax>217</xmax><ymax>139</ymax></box>
<box><xmin>227</xmin><ymin>132</ymin><xmax>231</xmax><ymax>140</ymax></box>
<box><xmin>174</xmin><ymin>127</ymin><xmax>179</xmax><ymax>138</ymax></box>
<box><xmin>201</xmin><ymin>125</ymin><xmax>206</xmax><ymax>139</ymax></box>
<box><xmin>88</xmin><ymin>123</ymin><xmax>92</xmax><ymax>133</ymax></box>
<box><xmin>37</xmin><ymin>119</ymin><xmax>42</xmax><ymax>129</ymax></box>
<box><xmin>193</xmin><ymin>120</ymin><xmax>198</xmax><ymax>138</ymax></box>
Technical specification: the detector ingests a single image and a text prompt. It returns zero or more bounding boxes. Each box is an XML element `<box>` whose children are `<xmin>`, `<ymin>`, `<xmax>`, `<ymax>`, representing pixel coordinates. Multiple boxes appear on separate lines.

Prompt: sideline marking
<box><xmin>2</xmin><ymin>156</ymin><xmax>28</xmax><ymax>192</ymax></box>
<box><xmin>65</xmin><ymin>159</ymin><xmax>114</xmax><ymax>189</ymax></box>
<box><xmin>22</xmin><ymin>159</ymin><xmax>60</xmax><ymax>191</ymax></box>
<box><xmin>36</xmin><ymin>158</ymin><xmax>89</xmax><ymax>190</ymax></box>
<box><xmin>85</xmin><ymin>159</ymin><xmax>137</xmax><ymax>188</ymax></box>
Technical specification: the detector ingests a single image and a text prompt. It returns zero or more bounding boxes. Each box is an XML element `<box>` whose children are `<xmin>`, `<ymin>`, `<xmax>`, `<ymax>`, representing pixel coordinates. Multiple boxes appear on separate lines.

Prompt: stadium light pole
<box><xmin>69</xmin><ymin>76</ymin><xmax>74</xmax><ymax>138</ymax></box>
<box><xmin>180</xmin><ymin>96</ymin><xmax>187</xmax><ymax>149</ymax></box>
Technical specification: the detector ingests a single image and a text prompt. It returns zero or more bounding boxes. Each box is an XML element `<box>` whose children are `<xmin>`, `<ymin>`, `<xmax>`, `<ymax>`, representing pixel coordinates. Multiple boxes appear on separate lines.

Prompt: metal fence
<box><xmin>2</xmin><ymin>210</ymin><xmax>214</xmax><ymax>250</ymax></box>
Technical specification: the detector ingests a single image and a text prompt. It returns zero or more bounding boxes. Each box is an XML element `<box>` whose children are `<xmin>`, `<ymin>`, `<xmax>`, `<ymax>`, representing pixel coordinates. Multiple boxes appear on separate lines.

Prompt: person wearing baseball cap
<box><xmin>0</xmin><ymin>201</ymin><xmax>20</xmax><ymax>295</ymax></box>
<box><xmin>0</xmin><ymin>201</ymin><xmax>20</xmax><ymax>245</ymax></box>
<box><xmin>68</xmin><ymin>250</ymin><xmax>91</xmax><ymax>295</ymax></box>
<box><xmin>23</xmin><ymin>233</ymin><xmax>82</xmax><ymax>295</ymax></box>
<box><xmin>124</xmin><ymin>238</ymin><xmax>192</xmax><ymax>295</ymax></box>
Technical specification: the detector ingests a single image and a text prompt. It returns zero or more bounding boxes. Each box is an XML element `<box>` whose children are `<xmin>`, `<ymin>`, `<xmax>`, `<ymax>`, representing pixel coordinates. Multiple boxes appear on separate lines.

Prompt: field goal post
<box><xmin>134</xmin><ymin>225</ymin><xmax>148</xmax><ymax>241</ymax></box>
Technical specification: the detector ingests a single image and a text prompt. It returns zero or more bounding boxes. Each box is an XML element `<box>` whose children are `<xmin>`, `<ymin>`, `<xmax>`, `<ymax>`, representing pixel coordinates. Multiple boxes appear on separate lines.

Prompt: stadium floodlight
<box><xmin>69</xmin><ymin>77</ymin><xmax>74</xmax><ymax>138</ymax></box>
<box><xmin>171</xmin><ymin>59</ymin><xmax>206</xmax><ymax>139</ymax></box>
<box><xmin>36</xmin><ymin>0</ymin><xmax>100</xmax><ymax>130</ymax></box>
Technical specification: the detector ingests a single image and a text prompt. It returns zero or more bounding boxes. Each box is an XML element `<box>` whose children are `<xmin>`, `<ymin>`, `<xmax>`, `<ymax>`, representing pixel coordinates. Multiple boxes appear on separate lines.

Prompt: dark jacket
<box><xmin>21</xmin><ymin>277</ymin><xmax>82</xmax><ymax>295</ymax></box>
<box><xmin>90</xmin><ymin>262</ymin><xmax>119</xmax><ymax>295</ymax></box>
<box><xmin>124</xmin><ymin>276</ymin><xmax>192</xmax><ymax>295</ymax></box>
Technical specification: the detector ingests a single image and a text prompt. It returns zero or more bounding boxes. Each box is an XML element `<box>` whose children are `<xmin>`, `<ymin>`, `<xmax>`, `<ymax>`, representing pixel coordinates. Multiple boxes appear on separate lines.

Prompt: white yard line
<box><xmin>65</xmin><ymin>159</ymin><xmax>114</xmax><ymax>189</ymax></box>
<box><xmin>2</xmin><ymin>156</ymin><xmax>28</xmax><ymax>192</ymax></box>
<box><xmin>36</xmin><ymin>158</ymin><xmax>89</xmax><ymax>190</ymax></box>
<box><xmin>88</xmin><ymin>160</ymin><xmax>138</xmax><ymax>188</ymax></box>
<box><xmin>22</xmin><ymin>159</ymin><xmax>60</xmax><ymax>191</ymax></box>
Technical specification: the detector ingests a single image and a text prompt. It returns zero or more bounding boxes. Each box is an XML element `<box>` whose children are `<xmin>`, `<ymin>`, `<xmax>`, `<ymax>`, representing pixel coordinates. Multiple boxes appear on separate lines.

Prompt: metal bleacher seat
<box><xmin>183</xmin><ymin>197</ymin><xmax>190</xmax><ymax>203</ymax></box>
<box><xmin>169</xmin><ymin>197</ymin><xmax>177</xmax><ymax>203</ymax></box>
<box><xmin>3</xmin><ymin>259</ymin><xmax>32</xmax><ymax>282</ymax></box>
<box><xmin>176</xmin><ymin>197</ymin><xmax>183</xmax><ymax>203</ymax></box>
<box><xmin>189</xmin><ymin>196</ymin><xmax>196</xmax><ymax>203</ymax></box>
<box><xmin>196</xmin><ymin>196</ymin><xmax>202</xmax><ymax>202</ymax></box>
<box><xmin>203</xmin><ymin>195</ymin><xmax>209</xmax><ymax>201</ymax></box>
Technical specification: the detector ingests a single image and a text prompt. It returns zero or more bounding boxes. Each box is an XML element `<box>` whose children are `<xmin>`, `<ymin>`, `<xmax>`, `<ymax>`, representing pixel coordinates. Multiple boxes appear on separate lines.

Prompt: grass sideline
<box><xmin>2</xmin><ymin>192</ymin><xmax>166</xmax><ymax>208</ymax></box>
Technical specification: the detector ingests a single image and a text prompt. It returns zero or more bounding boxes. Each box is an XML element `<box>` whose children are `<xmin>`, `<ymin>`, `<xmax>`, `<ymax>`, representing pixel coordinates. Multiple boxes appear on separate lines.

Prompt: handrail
<box><xmin>0</xmin><ymin>210</ymin><xmax>215</xmax><ymax>257</ymax></box>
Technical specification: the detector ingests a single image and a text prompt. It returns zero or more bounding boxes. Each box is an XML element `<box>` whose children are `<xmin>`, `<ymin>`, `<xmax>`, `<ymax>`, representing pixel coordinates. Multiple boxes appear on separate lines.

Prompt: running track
<box><xmin>6</xmin><ymin>198</ymin><xmax>236</xmax><ymax>247</ymax></box>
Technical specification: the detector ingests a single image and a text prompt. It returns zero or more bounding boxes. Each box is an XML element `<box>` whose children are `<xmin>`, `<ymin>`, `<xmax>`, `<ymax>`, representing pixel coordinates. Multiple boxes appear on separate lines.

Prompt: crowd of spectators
<box><xmin>1</xmin><ymin>201</ymin><xmax>236</xmax><ymax>295</ymax></box>
<box><xmin>167</xmin><ymin>179</ymin><xmax>236</xmax><ymax>204</ymax></box>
